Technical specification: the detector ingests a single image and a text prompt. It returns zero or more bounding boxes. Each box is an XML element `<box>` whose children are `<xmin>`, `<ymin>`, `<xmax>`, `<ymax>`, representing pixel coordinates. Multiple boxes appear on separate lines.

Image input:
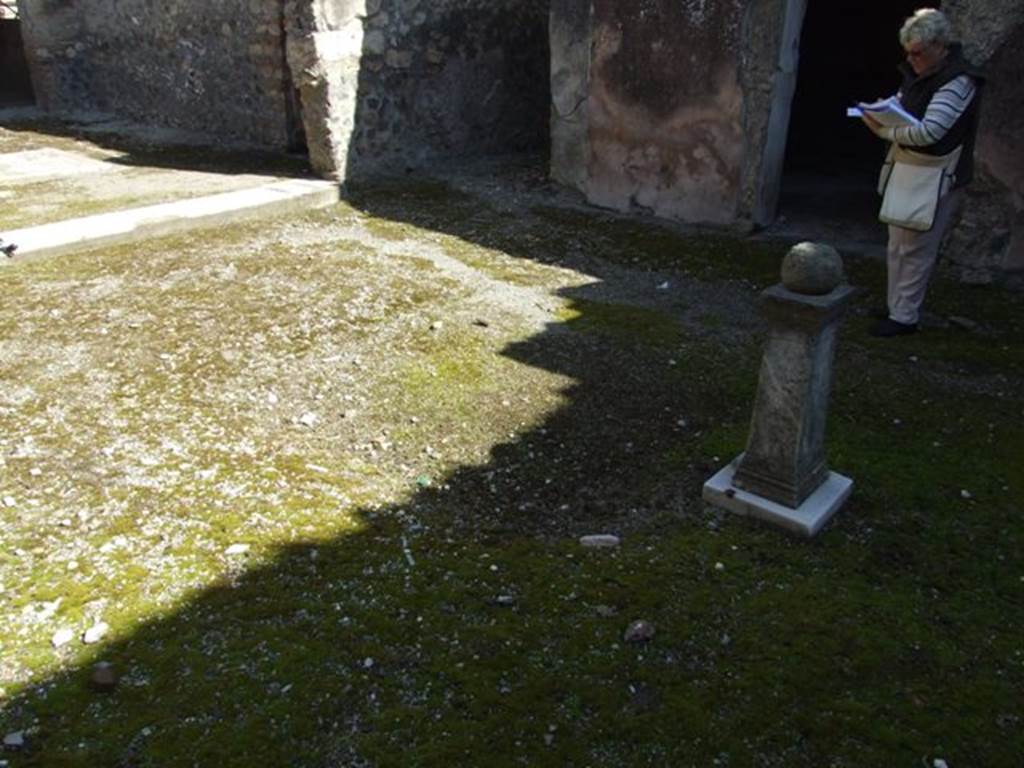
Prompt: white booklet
<box><xmin>847</xmin><ymin>96</ymin><xmax>921</xmax><ymax>128</ymax></box>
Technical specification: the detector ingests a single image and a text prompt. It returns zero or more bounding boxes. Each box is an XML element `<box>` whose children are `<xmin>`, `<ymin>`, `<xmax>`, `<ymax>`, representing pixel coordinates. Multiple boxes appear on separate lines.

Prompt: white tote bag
<box><xmin>878</xmin><ymin>145</ymin><xmax>962</xmax><ymax>231</ymax></box>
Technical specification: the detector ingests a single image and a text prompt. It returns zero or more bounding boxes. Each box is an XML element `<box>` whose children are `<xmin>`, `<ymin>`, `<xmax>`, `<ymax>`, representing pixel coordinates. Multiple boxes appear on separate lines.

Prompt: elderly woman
<box><xmin>862</xmin><ymin>8</ymin><xmax>984</xmax><ymax>337</ymax></box>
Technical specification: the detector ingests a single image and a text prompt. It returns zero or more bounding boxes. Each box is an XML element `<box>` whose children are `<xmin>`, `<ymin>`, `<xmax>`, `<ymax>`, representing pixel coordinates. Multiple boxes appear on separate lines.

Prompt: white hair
<box><xmin>900</xmin><ymin>8</ymin><xmax>953</xmax><ymax>48</ymax></box>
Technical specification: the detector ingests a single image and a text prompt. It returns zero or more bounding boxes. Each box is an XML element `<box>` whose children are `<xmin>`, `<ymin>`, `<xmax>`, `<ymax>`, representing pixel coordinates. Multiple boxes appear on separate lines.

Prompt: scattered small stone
<box><xmin>297</xmin><ymin>412</ymin><xmax>318</xmax><ymax>428</ymax></box>
<box><xmin>90</xmin><ymin>662</ymin><xmax>119</xmax><ymax>692</ymax></box>
<box><xmin>363</xmin><ymin>657</ymin><xmax>374</xmax><ymax>669</ymax></box>
<box><xmin>51</xmin><ymin>628</ymin><xmax>75</xmax><ymax>648</ymax></box>
<box><xmin>1</xmin><ymin>496</ymin><xmax>14</xmax><ymax>508</ymax></box>
<box><xmin>623</xmin><ymin>620</ymin><xmax>655</xmax><ymax>643</ymax></box>
<box><xmin>933</xmin><ymin>760</ymin><xmax>949</xmax><ymax>768</ymax></box>
<box><xmin>34</xmin><ymin>598</ymin><xmax>61</xmax><ymax>621</ymax></box>
<box><xmin>714</xmin><ymin>562</ymin><xmax>725</xmax><ymax>571</ymax></box>
<box><xmin>225</xmin><ymin>543</ymin><xmax>250</xmax><ymax>556</ymax></box>
<box><xmin>543</xmin><ymin>733</ymin><xmax>554</xmax><ymax>746</ymax></box>
<box><xmin>2</xmin><ymin>731</ymin><xmax>24</xmax><ymax>749</ymax></box>
<box><xmin>595</xmin><ymin>605</ymin><xmax>617</xmax><ymax>618</ymax></box>
<box><xmin>960</xmin><ymin>490</ymin><xmax>973</xmax><ymax>500</ymax></box>
<box><xmin>626</xmin><ymin>682</ymin><xmax>661</xmax><ymax>713</ymax></box>
<box><xmin>429</xmin><ymin>321</ymin><xmax>443</xmax><ymax>331</ymax></box>
<box><xmin>579</xmin><ymin>534</ymin><xmax>620</xmax><ymax>549</ymax></box>
<box><xmin>83</xmin><ymin>622</ymin><xmax>109</xmax><ymax>645</ymax></box>
<box><xmin>495</xmin><ymin>595</ymin><xmax>516</xmax><ymax>607</ymax></box>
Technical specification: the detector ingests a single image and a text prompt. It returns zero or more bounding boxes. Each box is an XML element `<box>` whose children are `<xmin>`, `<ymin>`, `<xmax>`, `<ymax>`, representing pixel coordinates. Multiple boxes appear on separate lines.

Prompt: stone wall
<box><xmin>550</xmin><ymin>0</ymin><xmax>797</xmax><ymax>229</ymax></box>
<box><xmin>14</xmin><ymin>0</ymin><xmax>1021</xmax><ymax>277</ymax></box>
<box><xmin>20</xmin><ymin>0</ymin><xmax>296</xmax><ymax>149</ymax></box>
<box><xmin>552</xmin><ymin>0</ymin><xmax>749</xmax><ymax>225</ymax></box>
<box><xmin>287</xmin><ymin>0</ymin><xmax>549</xmax><ymax>179</ymax></box>
<box><xmin>945</xmin><ymin>0</ymin><xmax>1024</xmax><ymax>277</ymax></box>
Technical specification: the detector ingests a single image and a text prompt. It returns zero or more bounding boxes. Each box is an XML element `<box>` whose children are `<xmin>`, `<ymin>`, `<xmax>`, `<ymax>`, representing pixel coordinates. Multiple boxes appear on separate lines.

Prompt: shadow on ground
<box><xmin>0</xmin><ymin>108</ymin><xmax>313</xmax><ymax>179</ymax></box>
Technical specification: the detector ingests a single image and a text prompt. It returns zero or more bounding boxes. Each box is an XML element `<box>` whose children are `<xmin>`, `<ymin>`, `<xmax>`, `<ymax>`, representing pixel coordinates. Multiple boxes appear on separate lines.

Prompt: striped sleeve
<box><xmin>880</xmin><ymin>75</ymin><xmax>977</xmax><ymax>147</ymax></box>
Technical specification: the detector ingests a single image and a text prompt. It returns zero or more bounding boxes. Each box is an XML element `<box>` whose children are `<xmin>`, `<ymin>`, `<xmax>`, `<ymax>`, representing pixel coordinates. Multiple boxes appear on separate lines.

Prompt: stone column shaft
<box><xmin>732</xmin><ymin>284</ymin><xmax>855</xmax><ymax>508</ymax></box>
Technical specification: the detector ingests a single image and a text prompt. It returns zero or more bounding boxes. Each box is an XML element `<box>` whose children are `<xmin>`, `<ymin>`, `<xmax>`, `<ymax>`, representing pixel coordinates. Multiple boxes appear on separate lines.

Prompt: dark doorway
<box><xmin>777</xmin><ymin>0</ymin><xmax>928</xmax><ymax>246</ymax></box>
<box><xmin>0</xmin><ymin>12</ymin><xmax>35</xmax><ymax>106</ymax></box>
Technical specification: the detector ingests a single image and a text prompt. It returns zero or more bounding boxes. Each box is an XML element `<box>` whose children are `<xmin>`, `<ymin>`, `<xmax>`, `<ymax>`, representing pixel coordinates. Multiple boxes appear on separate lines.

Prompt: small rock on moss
<box><xmin>90</xmin><ymin>662</ymin><xmax>119</xmax><ymax>692</ymax></box>
<box><xmin>580</xmin><ymin>534</ymin><xmax>620</xmax><ymax>549</ymax></box>
<box><xmin>623</xmin><ymin>620</ymin><xmax>655</xmax><ymax>643</ymax></box>
<box><xmin>51</xmin><ymin>627</ymin><xmax>74</xmax><ymax>648</ymax></box>
<box><xmin>3</xmin><ymin>731</ymin><xmax>24</xmax><ymax>749</ymax></box>
<box><xmin>83</xmin><ymin>621</ymin><xmax>109</xmax><ymax>645</ymax></box>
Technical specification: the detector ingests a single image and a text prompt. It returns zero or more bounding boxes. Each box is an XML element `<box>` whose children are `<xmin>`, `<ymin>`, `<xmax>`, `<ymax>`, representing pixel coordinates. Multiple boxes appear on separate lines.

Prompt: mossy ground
<box><xmin>0</xmin><ymin>155</ymin><xmax>1022</xmax><ymax>767</ymax></box>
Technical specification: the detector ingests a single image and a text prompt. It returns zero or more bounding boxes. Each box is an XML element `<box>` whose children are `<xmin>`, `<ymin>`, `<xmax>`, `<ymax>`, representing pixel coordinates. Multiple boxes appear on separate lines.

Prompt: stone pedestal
<box><xmin>703</xmin><ymin>242</ymin><xmax>854</xmax><ymax>536</ymax></box>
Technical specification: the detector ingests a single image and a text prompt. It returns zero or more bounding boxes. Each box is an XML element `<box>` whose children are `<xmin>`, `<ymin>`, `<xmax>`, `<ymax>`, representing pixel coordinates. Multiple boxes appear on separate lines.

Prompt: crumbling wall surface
<box><xmin>549</xmin><ymin>0</ymin><xmax>592</xmax><ymax>191</ymax></box>
<box><xmin>289</xmin><ymin>0</ymin><xmax>549</xmax><ymax>179</ymax></box>
<box><xmin>737</xmin><ymin>0</ymin><xmax>803</xmax><ymax>227</ymax></box>
<box><xmin>584</xmin><ymin>0</ymin><xmax>747</xmax><ymax>225</ymax></box>
<box><xmin>20</xmin><ymin>0</ymin><xmax>292</xmax><ymax>148</ymax></box>
<box><xmin>944</xmin><ymin>0</ymin><xmax>1024</xmax><ymax>277</ymax></box>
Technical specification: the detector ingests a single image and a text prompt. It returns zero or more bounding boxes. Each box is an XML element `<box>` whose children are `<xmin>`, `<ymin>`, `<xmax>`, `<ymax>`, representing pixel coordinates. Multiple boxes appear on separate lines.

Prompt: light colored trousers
<box><xmin>886</xmin><ymin>188</ymin><xmax>963</xmax><ymax>325</ymax></box>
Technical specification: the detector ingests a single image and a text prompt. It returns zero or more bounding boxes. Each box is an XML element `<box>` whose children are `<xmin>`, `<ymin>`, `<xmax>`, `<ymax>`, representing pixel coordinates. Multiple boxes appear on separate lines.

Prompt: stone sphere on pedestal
<box><xmin>781</xmin><ymin>242</ymin><xmax>844</xmax><ymax>295</ymax></box>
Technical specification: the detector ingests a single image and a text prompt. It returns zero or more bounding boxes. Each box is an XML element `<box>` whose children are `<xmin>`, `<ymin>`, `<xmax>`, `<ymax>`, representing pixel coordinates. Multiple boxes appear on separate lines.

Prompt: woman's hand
<box><xmin>861</xmin><ymin>113</ymin><xmax>885</xmax><ymax>137</ymax></box>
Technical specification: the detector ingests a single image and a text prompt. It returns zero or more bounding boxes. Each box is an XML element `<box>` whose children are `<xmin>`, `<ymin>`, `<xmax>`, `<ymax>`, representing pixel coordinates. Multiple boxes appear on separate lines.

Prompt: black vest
<box><xmin>897</xmin><ymin>44</ymin><xmax>984</xmax><ymax>188</ymax></box>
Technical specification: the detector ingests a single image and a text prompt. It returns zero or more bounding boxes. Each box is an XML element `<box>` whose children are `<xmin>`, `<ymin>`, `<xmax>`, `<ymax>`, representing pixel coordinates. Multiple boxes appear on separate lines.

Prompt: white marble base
<box><xmin>703</xmin><ymin>455</ymin><xmax>853</xmax><ymax>537</ymax></box>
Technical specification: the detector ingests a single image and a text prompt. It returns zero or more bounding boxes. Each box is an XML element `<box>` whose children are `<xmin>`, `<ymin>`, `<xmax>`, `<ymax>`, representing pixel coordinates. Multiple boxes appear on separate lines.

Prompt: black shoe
<box><xmin>869</xmin><ymin>318</ymin><xmax>918</xmax><ymax>337</ymax></box>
